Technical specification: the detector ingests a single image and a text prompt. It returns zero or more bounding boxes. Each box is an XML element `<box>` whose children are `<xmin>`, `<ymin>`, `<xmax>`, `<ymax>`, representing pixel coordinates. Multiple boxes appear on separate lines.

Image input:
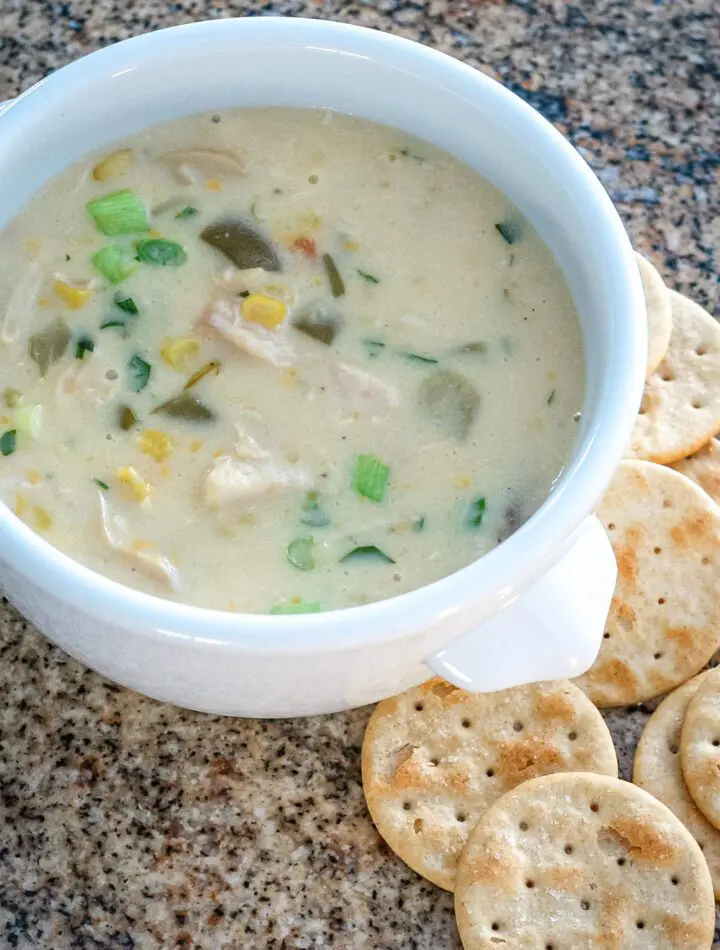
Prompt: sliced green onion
<box><xmin>0</xmin><ymin>429</ymin><xmax>17</xmax><ymax>457</ymax></box>
<box><xmin>114</xmin><ymin>292</ymin><xmax>139</xmax><ymax>315</ymax></box>
<box><xmin>495</xmin><ymin>219</ymin><xmax>523</xmax><ymax>245</ymax></box>
<box><xmin>352</xmin><ymin>454</ymin><xmax>389</xmax><ymax>503</ymax></box>
<box><xmin>286</xmin><ymin>537</ymin><xmax>316</xmax><ymax>571</ymax></box>
<box><xmin>87</xmin><ymin>189</ymin><xmax>149</xmax><ymax>236</ymax></box>
<box><xmin>100</xmin><ymin>317</ymin><xmax>131</xmax><ymax>332</ymax></box>
<box><xmin>340</xmin><ymin>545</ymin><xmax>396</xmax><ymax>564</ymax></box>
<box><xmin>118</xmin><ymin>405</ymin><xmax>138</xmax><ymax>431</ymax></box>
<box><xmin>136</xmin><ymin>239</ymin><xmax>187</xmax><ymax>267</ymax></box>
<box><xmin>412</xmin><ymin>516</ymin><xmax>426</xmax><ymax>532</ymax></box>
<box><xmin>15</xmin><ymin>405</ymin><xmax>42</xmax><ymax>439</ymax></box>
<box><xmin>468</xmin><ymin>497</ymin><xmax>487</xmax><ymax>528</ymax></box>
<box><xmin>323</xmin><ymin>253</ymin><xmax>345</xmax><ymax>298</ymax></box>
<box><xmin>184</xmin><ymin>361</ymin><xmax>221</xmax><ymax>391</ymax></box>
<box><xmin>175</xmin><ymin>206</ymin><xmax>199</xmax><ymax>220</ymax></box>
<box><xmin>547</xmin><ymin>389</ymin><xmax>556</xmax><ymax>406</ymax></box>
<box><xmin>93</xmin><ymin>478</ymin><xmax>109</xmax><ymax>491</ymax></box>
<box><xmin>127</xmin><ymin>354</ymin><xmax>151</xmax><ymax>392</ymax></box>
<box><xmin>357</xmin><ymin>269</ymin><xmax>379</xmax><ymax>284</ymax></box>
<box><xmin>29</xmin><ymin>319</ymin><xmax>70</xmax><ymax>377</ymax></box>
<box><xmin>75</xmin><ymin>336</ymin><xmax>95</xmax><ymax>360</ymax></box>
<box><xmin>270</xmin><ymin>601</ymin><xmax>322</xmax><ymax>615</ymax></box>
<box><xmin>300</xmin><ymin>493</ymin><xmax>331</xmax><ymax>528</ymax></box>
<box><xmin>92</xmin><ymin>245</ymin><xmax>137</xmax><ymax>284</ymax></box>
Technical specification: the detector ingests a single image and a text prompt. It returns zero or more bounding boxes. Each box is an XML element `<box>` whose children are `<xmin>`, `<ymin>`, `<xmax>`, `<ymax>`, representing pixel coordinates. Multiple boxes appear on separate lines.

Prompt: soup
<box><xmin>0</xmin><ymin>109</ymin><xmax>584</xmax><ymax>613</ymax></box>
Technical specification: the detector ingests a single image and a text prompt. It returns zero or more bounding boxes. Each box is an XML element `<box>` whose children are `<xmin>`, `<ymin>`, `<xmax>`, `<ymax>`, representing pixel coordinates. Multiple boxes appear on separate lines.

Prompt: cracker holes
<box><xmin>661</xmin><ymin>371</ymin><xmax>674</xmax><ymax>382</ymax></box>
<box><xmin>564</xmin><ymin>844</ymin><xmax>574</xmax><ymax>855</ymax></box>
<box><xmin>403</xmin><ymin>802</ymin><xmax>412</xmax><ymax>811</ymax></box>
<box><xmin>654</xmin><ymin>652</ymin><xmax>663</xmax><ymax>660</ymax></box>
<box><xmin>519</xmin><ymin>821</ymin><xmax>529</xmax><ymax>831</ymax></box>
<box><xmin>669</xmin><ymin>743</ymin><xmax>679</xmax><ymax>755</ymax></box>
<box><xmin>607</xmin><ymin>522</ymin><xmax>616</xmax><ymax>531</ymax></box>
<box><xmin>456</xmin><ymin>813</ymin><xmax>467</xmax><ymax>824</ymax></box>
<box><xmin>414</xmin><ymin>702</ymin><xmax>425</xmax><ymax>712</ymax></box>
<box><xmin>654</xmin><ymin>547</ymin><xmax>662</xmax><ymax>554</ymax></box>
<box><xmin>568</xmin><ymin>731</ymin><xmax>578</xmax><ymax>741</ymax></box>
<box><xmin>602</xmin><ymin>632</ymin><xmax>610</xmax><ymax>640</ymax></box>
<box><xmin>525</xmin><ymin>879</ymin><xmax>535</xmax><ymax>889</ymax></box>
<box><xmin>461</xmin><ymin>718</ymin><xmax>472</xmax><ymax>729</ymax></box>
<box><xmin>662</xmin><ymin>499</ymin><xmax>672</xmax><ymax>509</ymax></box>
<box><xmin>590</xmin><ymin>802</ymin><xmax>599</xmax><ymax>813</ymax></box>
<box><xmin>413</xmin><ymin>818</ymin><xmax>423</xmax><ymax>834</ymax></box>
<box><xmin>546</xmin><ymin>944</ymin><xmax>555</xmax><ymax>950</ymax></box>
<box><xmin>712</xmin><ymin>739</ymin><xmax>720</xmax><ymax>747</ymax></box>
<box><xmin>691</xmin><ymin>399</ymin><xmax>704</xmax><ymax>410</ymax></box>
<box><xmin>491</xmin><ymin>922</ymin><xmax>501</xmax><ymax>932</ymax></box>
<box><xmin>696</xmin><ymin>345</ymin><xmax>708</xmax><ymax>356</ymax></box>
<box><xmin>486</xmin><ymin>768</ymin><xmax>496</xmax><ymax>778</ymax></box>
<box><xmin>671</xmin><ymin>876</ymin><xmax>680</xmax><ymax>886</ymax></box>
<box><xmin>617</xmin><ymin>857</ymin><xmax>626</xmax><ymax>867</ymax></box>
<box><xmin>657</xmin><ymin>597</ymin><xmax>666</xmax><ymax>605</ymax></box>
<box><xmin>702</xmin><ymin>557</ymin><xmax>711</xmax><ymax>565</ymax></box>
<box><xmin>429</xmin><ymin>757</ymin><xmax>440</xmax><ymax>767</ymax></box>
<box><xmin>636</xmin><ymin>921</ymin><xmax>645</xmax><ymax>930</ymax></box>
<box><xmin>581</xmin><ymin>900</ymin><xmax>590</xmax><ymax>910</ymax></box>
<box><xmin>513</xmin><ymin>721</ymin><xmax>524</xmax><ymax>733</ymax></box>
<box><xmin>308</xmin><ymin>174</ymin><xmax>319</xmax><ymax>184</ymax></box>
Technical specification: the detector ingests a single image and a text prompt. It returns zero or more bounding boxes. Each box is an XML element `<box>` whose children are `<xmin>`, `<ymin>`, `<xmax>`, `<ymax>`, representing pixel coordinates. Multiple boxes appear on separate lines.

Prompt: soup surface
<box><xmin>0</xmin><ymin>108</ymin><xmax>584</xmax><ymax>613</ymax></box>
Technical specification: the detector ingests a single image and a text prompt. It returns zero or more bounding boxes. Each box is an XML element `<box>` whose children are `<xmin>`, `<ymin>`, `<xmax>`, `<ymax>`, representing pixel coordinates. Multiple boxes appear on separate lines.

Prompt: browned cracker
<box><xmin>681</xmin><ymin>667</ymin><xmax>720</xmax><ymax>832</ymax></box>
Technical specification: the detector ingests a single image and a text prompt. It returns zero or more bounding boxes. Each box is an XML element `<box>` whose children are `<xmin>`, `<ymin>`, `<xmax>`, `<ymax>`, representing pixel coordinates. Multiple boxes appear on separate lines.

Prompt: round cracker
<box><xmin>632</xmin><ymin>671</ymin><xmax>720</xmax><ymax>898</ymax></box>
<box><xmin>672</xmin><ymin>437</ymin><xmax>720</xmax><ymax>505</ymax></box>
<box><xmin>636</xmin><ymin>252</ymin><xmax>672</xmax><ymax>377</ymax></box>
<box><xmin>626</xmin><ymin>291</ymin><xmax>720</xmax><ymax>464</ymax></box>
<box><xmin>361</xmin><ymin>678</ymin><xmax>617</xmax><ymax>891</ymax></box>
<box><xmin>681</xmin><ymin>667</ymin><xmax>720</xmax><ymax>831</ymax></box>
<box><xmin>454</xmin><ymin>772</ymin><xmax>716</xmax><ymax>950</ymax></box>
<box><xmin>574</xmin><ymin>460</ymin><xmax>720</xmax><ymax>707</ymax></box>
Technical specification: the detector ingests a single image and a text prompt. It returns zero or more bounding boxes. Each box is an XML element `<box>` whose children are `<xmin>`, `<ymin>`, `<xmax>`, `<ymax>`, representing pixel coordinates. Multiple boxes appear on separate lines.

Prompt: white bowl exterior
<box><xmin>0</xmin><ymin>18</ymin><xmax>646</xmax><ymax>716</ymax></box>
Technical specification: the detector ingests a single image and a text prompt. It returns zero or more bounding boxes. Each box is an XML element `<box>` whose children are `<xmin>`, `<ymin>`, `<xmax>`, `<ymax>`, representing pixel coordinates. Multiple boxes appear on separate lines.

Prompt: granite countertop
<box><xmin>0</xmin><ymin>1</ymin><xmax>718</xmax><ymax>947</ymax></box>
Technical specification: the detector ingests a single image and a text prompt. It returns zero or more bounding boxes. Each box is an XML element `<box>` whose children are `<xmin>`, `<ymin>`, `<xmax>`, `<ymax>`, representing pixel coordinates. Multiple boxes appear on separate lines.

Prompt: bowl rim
<box><xmin>0</xmin><ymin>16</ymin><xmax>646</xmax><ymax>652</ymax></box>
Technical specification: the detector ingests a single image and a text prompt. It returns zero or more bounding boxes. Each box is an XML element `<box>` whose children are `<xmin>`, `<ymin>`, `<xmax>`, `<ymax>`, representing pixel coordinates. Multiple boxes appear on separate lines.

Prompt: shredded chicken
<box><xmin>203</xmin><ymin>451</ymin><xmax>311</xmax><ymax>509</ymax></box>
<box><xmin>56</xmin><ymin>357</ymin><xmax>119</xmax><ymax>405</ymax></box>
<box><xmin>334</xmin><ymin>362</ymin><xmax>399</xmax><ymax>414</ymax></box>
<box><xmin>1</xmin><ymin>261</ymin><xmax>43</xmax><ymax>345</ymax></box>
<box><xmin>201</xmin><ymin>297</ymin><xmax>294</xmax><ymax>367</ymax></box>
<box><xmin>98</xmin><ymin>493</ymin><xmax>179</xmax><ymax>591</ymax></box>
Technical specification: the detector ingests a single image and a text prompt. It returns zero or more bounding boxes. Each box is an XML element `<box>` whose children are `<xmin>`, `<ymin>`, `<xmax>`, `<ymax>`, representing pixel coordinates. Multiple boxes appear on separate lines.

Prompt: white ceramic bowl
<box><xmin>0</xmin><ymin>17</ymin><xmax>646</xmax><ymax>717</ymax></box>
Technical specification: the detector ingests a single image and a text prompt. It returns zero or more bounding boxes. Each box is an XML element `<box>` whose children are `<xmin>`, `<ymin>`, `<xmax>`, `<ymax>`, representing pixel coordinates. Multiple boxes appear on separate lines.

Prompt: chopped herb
<box><xmin>114</xmin><ymin>292</ymin><xmax>139</xmax><ymax>315</ymax></box>
<box><xmin>29</xmin><ymin>319</ymin><xmax>71</xmax><ymax>377</ymax></box>
<box><xmin>152</xmin><ymin>392</ymin><xmax>215</xmax><ymax>422</ymax></box>
<box><xmin>363</xmin><ymin>339</ymin><xmax>386</xmax><ymax>359</ymax></box>
<box><xmin>93</xmin><ymin>478</ymin><xmax>110</xmax><ymax>491</ymax></box>
<box><xmin>75</xmin><ymin>336</ymin><xmax>95</xmax><ymax>360</ymax></box>
<box><xmin>402</xmin><ymin>351</ymin><xmax>439</xmax><ymax>365</ymax></box>
<box><xmin>300</xmin><ymin>493</ymin><xmax>331</xmax><ymax>528</ymax></box>
<box><xmin>287</xmin><ymin>537</ymin><xmax>316</xmax><ymax>571</ymax></box>
<box><xmin>200</xmin><ymin>219</ymin><xmax>281</xmax><ymax>271</ymax></box>
<box><xmin>118</xmin><ymin>405</ymin><xmax>138</xmax><ymax>430</ymax></box>
<box><xmin>0</xmin><ymin>429</ymin><xmax>17</xmax><ymax>457</ymax></box>
<box><xmin>184</xmin><ymin>360</ymin><xmax>221</xmax><ymax>391</ymax></box>
<box><xmin>237</xmin><ymin>290</ymin><xmax>250</xmax><ymax>298</ymax></box>
<box><xmin>399</xmin><ymin>147</ymin><xmax>425</xmax><ymax>162</ymax></box>
<box><xmin>357</xmin><ymin>269</ymin><xmax>380</xmax><ymax>284</ymax></box>
<box><xmin>323</xmin><ymin>253</ymin><xmax>345</xmax><ymax>298</ymax></box>
<box><xmin>127</xmin><ymin>354</ymin><xmax>151</xmax><ymax>392</ymax></box>
<box><xmin>3</xmin><ymin>388</ymin><xmax>23</xmax><ymax>409</ymax></box>
<box><xmin>547</xmin><ymin>389</ymin><xmax>556</xmax><ymax>405</ymax></box>
<box><xmin>340</xmin><ymin>545</ymin><xmax>396</xmax><ymax>564</ymax></box>
<box><xmin>468</xmin><ymin>497</ymin><xmax>487</xmax><ymax>528</ymax></box>
<box><xmin>65</xmin><ymin>254</ymin><xmax>71</xmax><ymax>262</ymax></box>
<box><xmin>456</xmin><ymin>341</ymin><xmax>488</xmax><ymax>355</ymax></box>
<box><xmin>495</xmin><ymin>219</ymin><xmax>523</xmax><ymax>245</ymax></box>
<box><xmin>136</xmin><ymin>239</ymin><xmax>187</xmax><ymax>267</ymax></box>
<box><xmin>100</xmin><ymin>317</ymin><xmax>132</xmax><ymax>333</ymax></box>
<box><xmin>412</xmin><ymin>516</ymin><xmax>426</xmax><ymax>533</ymax></box>
<box><xmin>419</xmin><ymin>370</ymin><xmax>480</xmax><ymax>440</ymax></box>
<box><xmin>87</xmin><ymin>189</ymin><xmax>149</xmax><ymax>236</ymax></box>
<box><xmin>175</xmin><ymin>206</ymin><xmax>199</xmax><ymax>220</ymax></box>
<box><xmin>92</xmin><ymin>244</ymin><xmax>137</xmax><ymax>284</ymax></box>
<box><xmin>272</xmin><ymin>188</ymin><xmax>283</xmax><ymax>195</ymax></box>
<box><xmin>270</xmin><ymin>600</ymin><xmax>321</xmax><ymax>614</ymax></box>
<box><xmin>353</xmin><ymin>454</ymin><xmax>390</xmax><ymax>503</ymax></box>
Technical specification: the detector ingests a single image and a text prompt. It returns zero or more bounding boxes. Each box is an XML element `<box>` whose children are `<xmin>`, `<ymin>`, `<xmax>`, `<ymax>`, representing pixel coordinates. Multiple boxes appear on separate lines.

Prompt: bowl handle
<box><xmin>425</xmin><ymin>515</ymin><xmax>616</xmax><ymax>692</ymax></box>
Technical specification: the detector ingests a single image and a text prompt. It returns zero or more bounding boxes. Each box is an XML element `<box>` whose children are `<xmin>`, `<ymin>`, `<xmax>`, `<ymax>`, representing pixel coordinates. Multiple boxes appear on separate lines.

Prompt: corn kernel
<box><xmin>92</xmin><ymin>148</ymin><xmax>134</xmax><ymax>182</ymax></box>
<box><xmin>281</xmin><ymin>368</ymin><xmax>297</xmax><ymax>387</ymax></box>
<box><xmin>37</xmin><ymin>296</ymin><xmax>49</xmax><ymax>308</ymax></box>
<box><xmin>14</xmin><ymin>494</ymin><xmax>27</xmax><ymax>517</ymax></box>
<box><xmin>242</xmin><ymin>294</ymin><xmax>286</xmax><ymax>329</ymax></box>
<box><xmin>116</xmin><ymin>465</ymin><xmax>151</xmax><ymax>502</ymax></box>
<box><xmin>456</xmin><ymin>474</ymin><xmax>471</xmax><ymax>488</ymax></box>
<box><xmin>54</xmin><ymin>279</ymin><xmax>93</xmax><ymax>310</ymax></box>
<box><xmin>160</xmin><ymin>337</ymin><xmax>201</xmax><ymax>371</ymax></box>
<box><xmin>138</xmin><ymin>430</ymin><xmax>173</xmax><ymax>462</ymax></box>
<box><xmin>206</xmin><ymin>179</ymin><xmax>223</xmax><ymax>191</ymax></box>
<box><xmin>190</xmin><ymin>440</ymin><xmax>203</xmax><ymax>453</ymax></box>
<box><xmin>148</xmin><ymin>228</ymin><xmax>163</xmax><ymax>239</ymax></box>
<box><xmin>26</xmin><ymin>470</ymin><xmax>42</xmax><ymax>485</ymax></box>
<box><xmin>342</xmin><ymin>239</ymin><xmax>359</xmax><ymax>252</ymax></box>
<box><xmin>32</xmin><ymin>506</ymin><xmax>52</xmax><ymax>531</ymax></box>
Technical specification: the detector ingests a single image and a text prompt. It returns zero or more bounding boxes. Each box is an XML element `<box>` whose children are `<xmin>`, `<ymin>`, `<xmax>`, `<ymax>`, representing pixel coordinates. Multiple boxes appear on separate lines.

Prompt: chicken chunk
<box><xmin>203</xmin><ymin>455</ymin><xmax>311</xmax><ymax>509</ymax></box>
<box><xmin>99</xmin><ymin>493</ymin><xmax>179</xmax><ymax>592</ymax></box>
<box><xmin>202</xmin><ymin>297</ymin><xmax>294</xmax><ymax>367</ymax></box>
<box><xmin>334</xmin><ymin>362</ymin><xmax>399</xmax><ymax>415</ymax></box>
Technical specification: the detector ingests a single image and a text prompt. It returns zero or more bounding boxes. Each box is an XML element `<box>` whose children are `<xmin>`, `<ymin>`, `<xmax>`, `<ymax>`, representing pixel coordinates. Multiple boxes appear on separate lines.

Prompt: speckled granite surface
<box><xmin>0</xmin><ymin>1</ymin><xmax>718</xmax><ymax>947</ymax></box>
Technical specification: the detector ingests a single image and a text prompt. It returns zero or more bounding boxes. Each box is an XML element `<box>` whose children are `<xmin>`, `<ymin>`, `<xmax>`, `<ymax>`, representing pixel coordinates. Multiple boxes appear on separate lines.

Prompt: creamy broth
<box><xmin>0</xmin><ymin>109</ymin><xmax>584</xmax><ymax>613</ymax></box>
